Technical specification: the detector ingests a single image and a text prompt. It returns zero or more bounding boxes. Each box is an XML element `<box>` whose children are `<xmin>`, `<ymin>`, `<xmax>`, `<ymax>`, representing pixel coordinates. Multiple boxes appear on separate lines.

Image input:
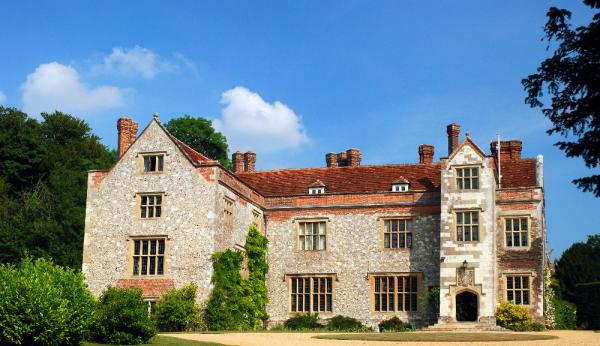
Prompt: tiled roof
<box><xmin>498</xmin><ymin>158</ymin><xmax>537</xmax><ymax>188</ymax></box>
<box><xmin>173</xmin><ymin>138</ymin><xmax>213</xmax><ymax>165</ymax></box>
<box><xmin>235</xmin><ymin>164</ymin><xmax>442</xmax><ymax>196</ymax></box>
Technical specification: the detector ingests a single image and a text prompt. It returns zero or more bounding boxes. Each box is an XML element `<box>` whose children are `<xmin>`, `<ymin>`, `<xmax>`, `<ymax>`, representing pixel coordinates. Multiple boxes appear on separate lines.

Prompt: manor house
<box><xmin>83</xmin><ymin>115</ymin><xmax>547</xmax><ymax>329</ymax></box>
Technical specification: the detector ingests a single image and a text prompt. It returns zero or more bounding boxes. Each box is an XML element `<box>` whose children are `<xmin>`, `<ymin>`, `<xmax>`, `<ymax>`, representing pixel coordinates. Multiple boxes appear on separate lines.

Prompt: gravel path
<box><xmin>165</xmin><ymin>330</ymin><xmax>599</xmax><ymax>346</ymax></box>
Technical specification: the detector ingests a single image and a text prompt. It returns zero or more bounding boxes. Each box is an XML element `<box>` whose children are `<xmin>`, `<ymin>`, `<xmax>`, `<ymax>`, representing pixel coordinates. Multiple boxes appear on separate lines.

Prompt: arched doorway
<box><xmin>456</xmin><ymin>291</ymin><xmax>478</xmax><ymax>322</ymax></box>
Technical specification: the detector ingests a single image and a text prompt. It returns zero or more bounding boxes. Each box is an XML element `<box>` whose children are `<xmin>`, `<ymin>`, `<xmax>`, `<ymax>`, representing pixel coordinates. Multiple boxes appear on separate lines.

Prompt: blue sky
<box><xmin>1</xmin><ymin>1</ymin><xmax>598</xmax><ymax>258</ymax></box>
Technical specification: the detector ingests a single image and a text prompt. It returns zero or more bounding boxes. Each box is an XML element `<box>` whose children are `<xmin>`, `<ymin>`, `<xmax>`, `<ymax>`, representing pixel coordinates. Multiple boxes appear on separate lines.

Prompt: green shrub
<box><xmin>91</xmin><ymin>286</ymin><xmax>155</xmax><ymax>344</ymax></box>
<box><xmin>495</xmin><ymin>301</ymin><xmax>533</xmax><ymax>331</ymax></box>
<box><xmin>283</xmin><ymin>314</ymin><xmax>323</xmax><ymax>330</ymax></box>
<box><xmin>575</xmin><ymin>282</ymin><xmax>600</xmax><ymax>329</ymax></box>
<box><xmin>0</xmin><ymin>257</ymin><xmax>95</xmax><ymax>346</ymax></box>
<box><xmin>529</xmin><ymin>321</ymin><xmax>546</xmax><ymax>331</ymax></box>
<box><xmin>553</xmin><ymin>298</ymin><xmax>576</xmax><ymax>329</ymax></box>
<box><xmin>378</xmin><ymin>316</ymin><xmax>412</xmax><ymax>332</ymax></box>
<box><xmin>326</xmin><ymin>315</ymin><xmax>370</xmax><ymax>331</ymax></box>
<box><xmin>153</xmin><ymin>284</ymin><xmax>204</xmax><ymax>332</ymax></box>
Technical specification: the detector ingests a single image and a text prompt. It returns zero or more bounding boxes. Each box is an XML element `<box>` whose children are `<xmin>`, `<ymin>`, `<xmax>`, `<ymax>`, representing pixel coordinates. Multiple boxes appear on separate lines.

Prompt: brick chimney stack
<box><xmin>418</xmin><ymin>144</ymin><xmax>435</xmax><ymax>164</ymax></box>
<box><xmin>117</xmin><ymin>117</ymin><xmax>139</xmax><ymax>159</ymax></box>
<box><xmin>244</xmin><ymin>151</ymin><xmax>256</xmax><ymax>172</ymax></box>
<box><xmin>490</xmin><ymin>140</ymin><xmax>522</xmax><ymax>161</ymax></box>
<box><xmin>232</xmin><ymin>151</ymin><xmax>244</xmax><ymax>173</ymax></box>
<box><xmin>446</xmin><ymin>123</ymin><xmax>461</xmax><ymax>155</ymax></box>
<box><xmin>325</xmin><ymin>153</ymin><xmax>338</xmax><ymax>168</ymax></box>
<box><xmin>346</xmin><ymin>148</ymin><xmax>362</xmax><ymax>167</ymax></box>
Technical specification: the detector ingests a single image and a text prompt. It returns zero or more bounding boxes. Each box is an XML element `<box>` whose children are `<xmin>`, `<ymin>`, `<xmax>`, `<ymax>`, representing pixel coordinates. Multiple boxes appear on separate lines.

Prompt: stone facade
<box><xmin>83</xmin><ymin>117</ymin><xmax>547</xmax><ymax>329</ymax></box>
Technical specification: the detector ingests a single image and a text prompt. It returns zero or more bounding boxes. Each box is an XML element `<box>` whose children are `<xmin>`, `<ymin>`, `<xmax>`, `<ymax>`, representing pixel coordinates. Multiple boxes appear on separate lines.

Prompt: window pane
<box><xmin>149</xmin><ymin>257</ymin><xmax>156</xmax><ymax>274</ymax></box>
<box><xmin>464</xmin><ymin>179</ymin><xmax>471</xmax><ymax>189</ymax></box>
<box><xmin>523</xmin><ymin>291</ymin><xmax>530</xmax><ymax>305</ymax></box>
<box><xmin>472</xmin><ymin>177</ymin><xmax>479</xmax><ymax>189</ymax></box>
<box><xmin>507</xmin><ymin>277</ymin><xmax>513</xmax><ymax>289</ymax></box>
<box><xmin>134</xmin><ymin>240</ymin><xmax>140</xmax><ymax>255</ymax></box>
<box><xmin>158</xmin><ymin>240</ymin><xmax>165</xmax><ymax>254</ymax></box>
<box><xmin>521</xmin><ymin>218</ymin><xmax>528</xmax><ymax>230</ymax></box>
<box><xmin>158</xmin><ymin>155</ymin><xmax>164</xmax><ymax>171</ymax></box>
<box><xmin>523</xmin><ymin>277</ymin><xmax>529</xmax><ymax>288</ymax></box>
<box><xmin>156</xmin><ymin>206</ymin><xmax>161</xmax><ymax>217</ymax></box>
<box><xmin>457</xmin><ymin>169</ymin><xmax>463</xmax><ymax>177</ymax></box>
<box><xmin>506</xmin><ymin>233</ymin><xmax>512</xmax><ymax>246</ymax></box>
<box><xmin>392</xmin><ymin>233</ymin><xmax>398</xmax><ymax>248</ymax></box>
<box><xmin>141</xmin><ymin>257</ymin><xmax>147</xmax><ymax>275</ymax></box>
<box><xmin>133</xmin><ymin>257</ymin><xmax>139</xmax><ymax>275</ymax></box>
<box><xmin>150</xmin><ymin>240</ymin><xmax>156</xmax><ymax>255</ymax></box>
<box><xmin>392</xmin><ymin>220</ymin><xmax>398</xmax><ymax>233</ymax></box>
<box><xmin>521</xmin><ymin>232</ymin><xmax>528</xmax><ymax>246</ymax></box>
<box><xmin>319</xmin><ymin>235</ymin><xmax>326</xmax><ymax>250</ymax></box>
<box><xmin>472</xmin><ymin>226</ymin><xmax>479</xmax><ymax>241</ymax></box>
<box><xmin>157</xmin><ymin>256</ymin><xmax>164</xmax><ymax>275</ymax></box>
<box><xmin>472</xmin><ymin>212</ymin><xmax>478</xmax><ymax>224</ymax></box>
<box><xmin>457</xmin><ymin>226</ymin><xmax>463</xmax><ymax>241</ymax></box>
<box><xmin>457</xmin><ymin>212</ymin><xmax>463</xmax><ymax>224</ymax></box>
<box><xmin>506</xmin><ymin>219</ymin><xmax>512</xmax><ymax>231</ymax></box>
<box><xmin>142</xmin><ymin>240</ymin><xmax>148</xmax><ymax>255</ymax></box>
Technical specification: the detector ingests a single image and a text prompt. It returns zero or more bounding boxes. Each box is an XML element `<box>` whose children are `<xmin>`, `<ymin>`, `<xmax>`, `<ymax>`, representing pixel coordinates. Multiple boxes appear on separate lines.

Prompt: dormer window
<box><xmin>391</xmin><ymin>176</ymin><xmax>410</xmax><ymax>192</ymax></box>
<box><xmin>392</xmin><ymin>184</ymin><xmax>409</xmax><ymax>192</ymax></box>
<box><xmin>309</xmin><ymin>187</ymin><xmax>326</xmax><ymax>195</ymax></box>
<box><xmin>308</xmin><ymin>179</ymin><xmax>326</xmax><ymax>195</ymax></box>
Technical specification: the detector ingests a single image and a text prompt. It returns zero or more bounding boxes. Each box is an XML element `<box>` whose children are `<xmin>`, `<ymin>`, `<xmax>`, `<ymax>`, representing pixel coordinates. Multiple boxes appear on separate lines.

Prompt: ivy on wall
<box><xmin>204</xmin><ymin>225</ymin><xmax>269</xmax><ymax>330</ymax></box>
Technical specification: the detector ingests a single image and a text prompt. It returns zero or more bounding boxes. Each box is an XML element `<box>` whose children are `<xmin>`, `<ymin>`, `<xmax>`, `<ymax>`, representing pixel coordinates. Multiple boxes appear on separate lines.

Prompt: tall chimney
<box><xmin>117</xmin><ymin>117</ymin><xmax>139</xmax><ymax>159</ymax></box>
<box><xmin>419</xmin><ymin>144</ymin><xmax>435</xmax><ymax>164</ymax></box>
<box><xmin>325</xmin><ymin>153</ymin><xmax>338</xmax><ymax>168</ymax></box>
<box><xmin>244</xmin><ymin>151</ymin><xmax>256</xmax><ymax>172</ymax></box>
<box><xmin>446</xmin><ymin>123</ymin><xmax>461</xmax><ymax>155</ymax></box>
<box><xmin>232</xmin><ymin>151</ymin><xmax>244</xmax><ymax>173</ymax></box>
<box><xmin>490</xmin><ymin>140</ymin><xmax>522</xmax><ymax>161</ymax></box>
<box><xmin>346</xmin><ymin>148</ymin><xmax>362</xmax><ymax>167</ymax></box>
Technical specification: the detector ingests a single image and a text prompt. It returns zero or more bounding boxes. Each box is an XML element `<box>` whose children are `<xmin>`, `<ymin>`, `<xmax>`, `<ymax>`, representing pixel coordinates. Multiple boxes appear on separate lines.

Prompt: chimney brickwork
<box><xmin>490</xmin><ymin>140</ymin><xmax>522</xmax><ymax>161</ymax></box>
<box><xmin>232</xmin><ymin>151</ymin><xmax>244</xmax><ymax>173</ymax></box>
<box><xmin>419</xmin><ymin>144</ymin><xmax>435</xmax><ymax>164</ymax></box>
<box><xmin>446</xmin><ymin>123</ymin><xmax>461</xmax><ymax>156</ymax></box>
<box><xmin>325</xmin><ymin>148</ymin><xmax>362</xmax><ymax>167</ymax></box>
<box><xmin>117</xmin><ymin>117</ymin><xmax>139</xmax><ymax>159</ymax></box>
<box><xmin>244</xmin><ymin>151</ymin><xmax>256</xmax><ymax>172</ymax></box>
<box><xmin>325</xmin><ymin>153</ymin><xmax>338</xmax><ymax>167</ymax></box>
<box><xmin>346</xmin><ymin>148</ymin><xmax>362</xmax><ymax>167</ymax></box>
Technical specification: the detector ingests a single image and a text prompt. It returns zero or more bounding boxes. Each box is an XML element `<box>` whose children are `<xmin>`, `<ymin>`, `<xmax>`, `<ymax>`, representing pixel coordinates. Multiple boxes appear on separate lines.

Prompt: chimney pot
<box><xmin>326</xmin><ymin>153</ymin><xmax>338</xmax><ymax>167</ymax></box>
<box><xmin>244</xmin><ymin>151</ymin><xmax>256</xmax><ymax>172</ymax></box>
<box><xmin>117</xmin><ymin>117</ymin><xmax>139</xmax><ymax>159</ymax></box>
<box><xmin>419</xmin><ymin>144</ymin><xmax>435</xmax><ymax>164</ymax></box>
<box><xmin>346</xmin><ymin>148</ymin><xmax>362</xmax><ymax>167</ymax></box>
<box><xmin>446</xmin><ymin>123</ymin><xmax>461</xmax><ymax>155</ymax></box>
<box><xmin>232</xmin><ymin>151</ymin><xmax>244</xmax><ymax>173</ymax></box>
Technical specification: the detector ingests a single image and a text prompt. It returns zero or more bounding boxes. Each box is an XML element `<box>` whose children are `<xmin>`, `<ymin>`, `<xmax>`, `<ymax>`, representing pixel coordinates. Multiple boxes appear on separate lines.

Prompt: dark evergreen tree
<box><xmin>522</xmin><ymin>1</ymin><xmax>600</xmax><ymax>196</ymax></box>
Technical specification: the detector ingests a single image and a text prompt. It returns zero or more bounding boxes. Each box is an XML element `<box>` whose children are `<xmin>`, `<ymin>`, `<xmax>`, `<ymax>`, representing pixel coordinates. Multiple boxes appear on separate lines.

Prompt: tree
<box><xmin>0</xmin><ymin>107</ymin><xmax>114</xmax><ymax>268</ymax></box>
<box><xmin>555</xmin><ymin>234</ymin><xmax>600</xmax><ymax>303</ymax></box>
<box><xmin>165</xmin><ymin>116</ymin><xmax>231</xmax><ymax>169</ymax></box>
<box><xmin>522</xmin><ymin>1</ymin><xmax>600</xmax><ymax>196</ymax></box>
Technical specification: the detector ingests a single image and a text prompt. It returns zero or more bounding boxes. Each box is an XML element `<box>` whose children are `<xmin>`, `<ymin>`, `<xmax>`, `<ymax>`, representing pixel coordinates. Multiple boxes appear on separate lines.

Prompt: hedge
<box><xmin>575</xmin><ymin>282</ymin><xmax>600</xmax><ymax>329</ymax></box>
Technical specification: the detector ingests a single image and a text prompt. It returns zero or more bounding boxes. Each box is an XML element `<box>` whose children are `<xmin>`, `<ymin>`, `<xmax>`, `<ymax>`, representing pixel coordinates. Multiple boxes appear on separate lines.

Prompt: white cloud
<box><xmin>214</xmin><ymin>86</ymin><xmax>310</xmax><ymax>152</ymax></box>
<box><xmin>92</xmin><ymin>45</ymin><xmax>178</xmax><ymax>79</ymax></box>
<box><xmin>0</xmin><ymin>91</ymin><xmax>5</xmax><ymax>104</ymax></box>
<box><xmin>21</xmin><ymin>62</ymin><xmax>126</xmax><ymax>116</ymax></box>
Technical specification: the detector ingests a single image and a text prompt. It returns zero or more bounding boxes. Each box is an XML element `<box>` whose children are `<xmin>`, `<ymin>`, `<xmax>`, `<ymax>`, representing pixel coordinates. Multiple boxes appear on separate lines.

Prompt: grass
<box><xmin>313</xmin><ymin>332</ymin><xmax>558</xmax><ymax>342</ymax></box>
<box><xmin>83</xmin><ymin>335</ymin><xmax>227</xmax><ymax>346</ymax></box>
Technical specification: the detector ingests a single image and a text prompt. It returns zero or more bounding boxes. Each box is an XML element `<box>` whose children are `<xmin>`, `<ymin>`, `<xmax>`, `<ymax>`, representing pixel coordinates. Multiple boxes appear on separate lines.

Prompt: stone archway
<box><xmin>455</xmin><ymin>291</ymin><xmax>478</xmax><ymax>322</ymax></box>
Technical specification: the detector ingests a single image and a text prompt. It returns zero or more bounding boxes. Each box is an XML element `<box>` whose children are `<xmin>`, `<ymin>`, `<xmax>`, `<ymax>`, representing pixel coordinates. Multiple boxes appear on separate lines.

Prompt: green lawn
<box><xmin>83</xmin><ymin>335</ymin><xmax>226</xmax><ymax>346</ymax></box>
<box><xmin>313</xmin><ymin>332</ymin><xmax>558</xmax><ymax>342</ymax></box>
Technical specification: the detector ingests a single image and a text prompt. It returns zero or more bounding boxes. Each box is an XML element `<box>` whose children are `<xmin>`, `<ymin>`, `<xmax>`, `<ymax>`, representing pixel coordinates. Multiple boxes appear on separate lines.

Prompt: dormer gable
<box><xmin>308</xmin><ymin>179</ymin><xmax>326</xmax><ymax>195</ymax></box>
<box><xmin>447</xmin><ymin>136</ymin><xmax>487</xmax><ymax>165</ymax></box>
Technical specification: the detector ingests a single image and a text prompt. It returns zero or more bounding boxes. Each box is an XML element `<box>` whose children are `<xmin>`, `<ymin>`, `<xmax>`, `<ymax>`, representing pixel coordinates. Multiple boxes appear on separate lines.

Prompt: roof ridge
<box><xmin>236</xmin><ymin>162</ymin><xmax>441</xmax><ymax>174</ymax></box>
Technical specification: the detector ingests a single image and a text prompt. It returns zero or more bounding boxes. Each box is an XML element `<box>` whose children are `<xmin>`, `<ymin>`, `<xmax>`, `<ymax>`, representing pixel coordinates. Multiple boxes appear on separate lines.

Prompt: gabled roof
<box><xmin>392</xmin><ymin>176</ymin><xmax>410</xmax><ymax>184</ymax></box>
<box><xmin>236</xmin><ymin>164</ymin><xmax>441</xmax><ymax>196</ymax></box>
<box><xmin>448</xmin><ymin>136</ymin><xmax>487</xmax><ymax>162</ymax></box>
<box><xmin>309</xmin><ymin>179</ymin><xmax>326</xmax><ymax>187</ymax></box>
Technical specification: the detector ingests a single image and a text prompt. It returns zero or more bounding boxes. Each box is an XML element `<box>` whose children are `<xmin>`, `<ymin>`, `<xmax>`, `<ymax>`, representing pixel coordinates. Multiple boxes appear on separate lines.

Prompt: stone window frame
<box><xmin>223</xmin><ymin>196</ymin><xmax>234</xmax><ymax>231</ymax></box>
<box><xmin>453</xmin><ymin>209</ymin><xmax>483</xmax><ymax>243</ymax></box>
<box><xmin>295</xmin><ymin>219</ymin><xmax>328</xmax><ymax>251</ymax></box>
<box><xmin>252</xmin><ymin>209</ymin><xmax>262</xmax><ymax>231</ymax></box>
<box><xmin>449</xmin><ymin>163</ymin><xmax>484</xmax><ymax>192</ymax></box>
<box><xmin>368</xmin><ymin>272</ymin><xmax>423</xmax><ymax>313</ymax></box>
<box><xmin>503</xmin><ymin>216</ymin><xmax>531</xmax><ymax>250</ymax></box>
<box><xmin>501</xmin><ymin>272</ymin><xmax>534</xmax><ymax>306</ymax></box>
<box><xmin>135</xmin><ymin>192</ymin><xmax>166</xmax><ymax>220</ymax></box>
<box><xmin>137</xmin><ymin>151</ymin><xmax>167</xmax><ymax>175</ymax></box>
<box><xmin>287</xmin><ymin>274</ymin><xmax>335</xmax><ymax>315</ymax></box>
<box><xmin>127</xmin><ymin>235</ymin><xmax>169</xmax><ymax>278</ymax></box>
<box><xmin>499</xmin><ymin>211</ymin><xmax>535</xmax><ymax>251</ymax></box>
<box><xmin>380</xmin><ymin>217</ymin><xmax>413</xmax><ymax>250</ymax></box>
<box><xmin>455</xmin><ymin>166</ymin><xmax>480</xmax><ymax>190</ymax></box>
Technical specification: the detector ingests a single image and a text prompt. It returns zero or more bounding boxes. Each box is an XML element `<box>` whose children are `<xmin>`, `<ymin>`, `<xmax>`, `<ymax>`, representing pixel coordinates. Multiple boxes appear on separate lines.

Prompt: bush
<box><xmin>496</xmin><ymin>301</ymin><xmax>532</xmax><ymax>331</ymax></box>
<box><xmin>575</xmin><ymin>282</ymin><xmax>600</xmax><ymax>329</ymax></box>
<box><xmin>0</xmin><ymin>257</ymin><xmax>95</xmax><ymax>346</ymax></box>
<box><xmin>153</xmin><ymin>284</ymin><xmax>204</xmax><ymax>332</ymax></box>
<box><xmin>495</xmin><ymin>301</ymin><xmax>544</xmax><ymax>331</ymax></box>
<box><xmin>553</xmin><ymin>298</ymin><xmax>576</xmax><ymax>329</ymax></box>
<box><xmin>378</xmin><ymin>316</ymin><xmax>412</xmax><ymax>332</ymax></box>
<box><xmin>91</xmin><ymin>286</ymin><xmax>155</xmax><ymax>344</ymax></box>
<box><xmin>326</xmin><ymin>315</ymin><xmax>370</xmax><ymax>331</ymax></box>
<box><xmin>283</xmin><ymin>314</ymin><xmax>323</xmax><ymax>330</ymax></box>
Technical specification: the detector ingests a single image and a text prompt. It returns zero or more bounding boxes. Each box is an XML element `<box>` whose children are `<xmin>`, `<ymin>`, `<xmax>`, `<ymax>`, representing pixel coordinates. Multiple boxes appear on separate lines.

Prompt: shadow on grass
<box><xmin>313</xmin><ymin>332</ymin><xmax>558</xmax><ymax>342</ymax></box>
<box><xmin>83</xmin><ymin>335</ymin><xmax>227</xmax><ymax>346</ymax></box>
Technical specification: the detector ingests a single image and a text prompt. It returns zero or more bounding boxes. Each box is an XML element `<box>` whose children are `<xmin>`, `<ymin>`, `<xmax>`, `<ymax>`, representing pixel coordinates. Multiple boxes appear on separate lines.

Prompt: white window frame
<box><xmin>392</xmin><ymin>184</ymin><xmax>409</xmax><ymax>192</ymax></box>
<box><xmin>309</xmin><ymin>187</ymin><xmax>325</xmax><ymax>195</ymax></box>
